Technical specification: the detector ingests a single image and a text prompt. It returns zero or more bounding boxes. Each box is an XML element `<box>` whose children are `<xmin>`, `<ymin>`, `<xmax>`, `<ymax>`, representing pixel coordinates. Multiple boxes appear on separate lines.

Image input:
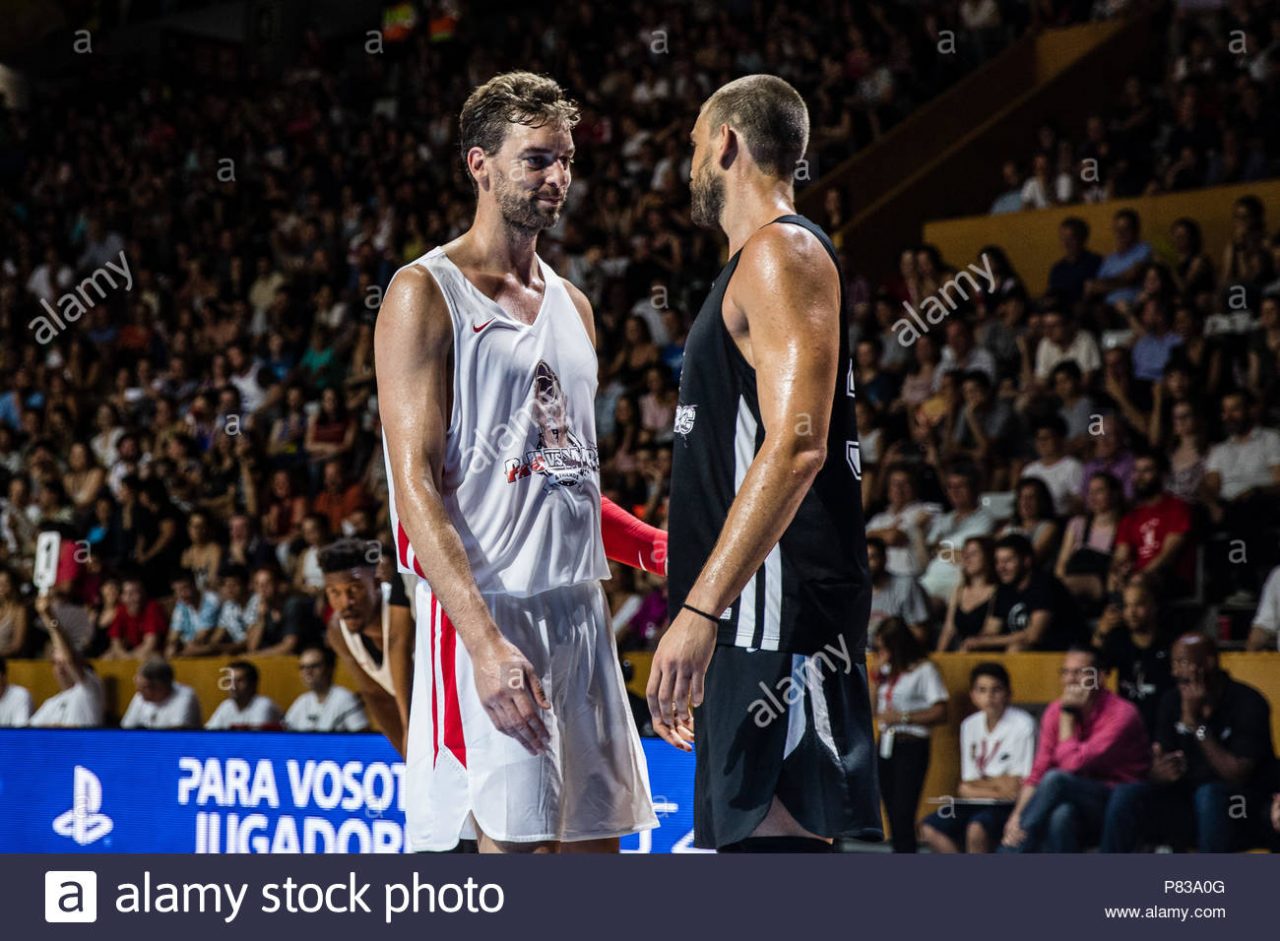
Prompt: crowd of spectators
<box><xmin>990</xmin><ymin>0</ymin><xmax>1280</xmax><ymax>213</ymax></box>
<box><xmin>857</xmin><ymin>194</ymin><xmax>1280</xmax><ymax>657</ymax></box>
<box><xmin>0</xmin><ymin>0</ymin><xmax>1028</xmax><ymax>684</ymax></box>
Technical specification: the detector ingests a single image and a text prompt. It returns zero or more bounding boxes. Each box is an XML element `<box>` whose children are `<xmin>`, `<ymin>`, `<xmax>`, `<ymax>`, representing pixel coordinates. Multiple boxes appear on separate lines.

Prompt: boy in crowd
<box><xmin>920</xmin><ymin>663</ymin><xmax>1036</xmax><ymax>853</ymax></box>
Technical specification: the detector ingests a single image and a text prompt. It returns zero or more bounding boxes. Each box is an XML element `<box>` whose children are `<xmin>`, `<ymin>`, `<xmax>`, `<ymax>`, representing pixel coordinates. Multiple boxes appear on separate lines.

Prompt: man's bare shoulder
<box><xmin>735</xmin><ymin>222</ymin><xmax>837</xmax><ymax>294</ymax></box>
<box><xmin>561</xmin><ymin>278</ymin><xmax>597</xmax><ymax>346</ymax></box>
<box><xmin>376</xmin><ymin>262</ymin><xmax>452</xmax><ymax>353</ymax></box>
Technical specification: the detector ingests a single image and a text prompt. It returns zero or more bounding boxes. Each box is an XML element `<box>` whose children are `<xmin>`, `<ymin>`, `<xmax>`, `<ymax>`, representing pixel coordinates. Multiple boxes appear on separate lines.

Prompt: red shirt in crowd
<box><xmin>1115</xmin><ymin>492</ymin><xmax>1194</xmax><ymax>583</ymax></box>
<box><xmin>108</xmin><ymin>599</ymin><xmax>167</xmax><ymax>649</ymax></box>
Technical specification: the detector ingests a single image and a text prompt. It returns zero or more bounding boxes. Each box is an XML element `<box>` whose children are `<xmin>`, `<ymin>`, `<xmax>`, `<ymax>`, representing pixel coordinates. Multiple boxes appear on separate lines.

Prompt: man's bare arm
<box><xmin>647</xmin><ymin>225</ymin><xmax>842</xmax><ymax>744</ymax></box>
<box><xmin>375</xmin><ymin>266</ymin><xmax>550</xmax><ymax>755</ymax></box>
<box><xmin>683</xmin><ymin>225</ymin><xmax>841</xmax><ymax>614</ymax></box>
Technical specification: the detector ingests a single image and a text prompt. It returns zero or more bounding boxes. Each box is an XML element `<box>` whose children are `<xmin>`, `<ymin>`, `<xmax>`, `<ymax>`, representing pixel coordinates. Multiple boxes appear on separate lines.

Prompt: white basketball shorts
<box><xmin>404</xmin><ymin>579</ymin><xmax>657</xmax><ymax>850</ymax></box>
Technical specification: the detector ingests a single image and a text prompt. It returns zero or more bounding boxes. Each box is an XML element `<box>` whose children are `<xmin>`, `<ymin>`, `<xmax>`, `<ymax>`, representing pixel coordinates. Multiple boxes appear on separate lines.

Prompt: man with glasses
<box><xmin>1000</xmin><ymin>647</ymin><xmax>1149</xmax><ymax>852</ymax></box>
<box><xmin>285</xmin><ymin>645</ymin><xmax>369</xmax><ymax>733</ymax></box>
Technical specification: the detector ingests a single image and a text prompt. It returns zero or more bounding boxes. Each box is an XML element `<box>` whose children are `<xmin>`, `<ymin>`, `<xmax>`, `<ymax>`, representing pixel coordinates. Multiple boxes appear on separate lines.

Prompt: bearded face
<box><xmin>690</xmin><ymin>152</ymin><xmax>725</xmax><ymax>230</ymax></box>
<box><xmin>494</xmin><ymin>161</ymin><xmax>565</xmax><ymax>232</ymax></box>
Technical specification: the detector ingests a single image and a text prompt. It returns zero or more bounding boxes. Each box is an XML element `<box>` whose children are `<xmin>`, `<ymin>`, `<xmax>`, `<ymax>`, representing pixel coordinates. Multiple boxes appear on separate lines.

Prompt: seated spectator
<box><xmin>1092</xmin><ymin>579</ymin><xmax>1173</xmax><ymax>734</ymax></box>
<box><xmin>224</xmin><ymin>512</ymin><xmax>277</xmax><ymax>571</ymax></box>
<box><xmin>291</xmin><ymin>513</ymin><xmax>331</xmax><ymax>598</ymax></box>
<box><xmin>989</xmin><ymin>160</ymin><xmax>1024</xmax><ymax>214</ymax></box>
<box><xmin>0</xmin><ymin>567</ymin><xmax>29</xmax><ymax>657</ymax></box>
<box><xmin>1001</xmin><ymin>647</ymin><xmax>1149</xmax><ymax>853</ymax></box>
<box><xmin>868</xmin><ymin>537</ymin><xmax>931</xmax><ymax>647</ymax></box>
<box><xmin>1203</xmin><ymin>390</ymin><xmax>1280</xmax><ymax>600</ymax></box>
<box><xmin>1056</xmin><ymin>472</ymin><xmax>1124</xmax><ymax>609</ymax></box>
<box><xmin>919</xmin><ymin>663</ymin><xmax>1037</xmax><ymax>853</ymax></box>
<box><xmin>1127</xmin><ymin>299</ymin><xmax>1183</xmax><ymax>384</ymax></box>
<box><xmin>1084</xmin><ymin>208</ymin><xmax>1152</xmax><ymax>308</ymax></box>
<box><xmin>865</xmin><ymin>463</ymin><xmax>935</xmax><ymax>577</ymax></box>
<box><xmin>937</xmin><ymin>536</ymin><xmax>996</xmax><ymax>652</ymax></box>
<box><xmin>1111</xmin><ymin>452</ymin><xmax>1193</xmax><ymax>595</ymax></box>
<box><xmin>1046</xmin><ymin>217</ymin><xmax>1102</xmax><ymax>308</ymax></box>
<box><xmin>1021</xmin><ymin>415</ymin><xmax>1084</xmax><ymax>516</ymax></box>
<box><xmin>873</xmin><ymin>618</ymin><xmax>949</xmax><ymax>853</ymax></box>
<box><xmin>938</xmin><ymin>319</ymin><xmax>997</xmax><ymax>385</ymax></box>
<box><xmin>204</xmin><ymin>660</ymin><xmax>282</xmax><ymax>730</ymax></box>
<box><xmin>1080</xmin><ymin>412</ymin><xmax>1136</xmax><ymax>501</ymax></box>
<box><xmin>1035</xmin><ymin>310</ymin><xmax>1101</xmax><ymax>388</ymax></box>
<box><xmin>119</xmin><ymin>657</ymin><xmax>201</xmax><ymax>729</ymax></box>
<box><xmin>243</xmin><ymin>566</ymin><xmax>303</xmax><ymax>656</ymax></box>
<box><xmin>854</xmin><ymin>337</ymin><xmax>900</xmax><ymax>412</ymax></box>
<box><xmin>1163</xmin><ymin>400</ymin><xmax>1208</xmax><ymax>504</ymax></box>
<box><xmin>949</xmin><ymin>371</ymin><xmax>1018</xmax><ymax>486</ymax></box>
<box><xmin>164</xmin><ymin>569</ymin><xmax>220</xmax><ymax>657</ymax></box>
<box><xmin>313</xmin><ymin>458</ymin><xmax>370</xmax><ymax>537</ymax></box>
<box><xmin>101</xmin><ymin>575</ymin><xmax>167</xmax><ymax>661</ymax></box>
<box><xmin>284</xmin><ymin>646</ymin><xmax>370</xmax><ymax>732</ymax></box>
<box><xmin>1101</xmin><ymin>633</ymin><xmax>1276</xmax><ymax>852</ymax></box>
<box><xmin>918</xmin><ymin>464</ymin><xmax>997</xmax><ymax>602</ymax></box>
<box><xmin>0</xmin><ymin>657</ymin><xmax>32</xmax><ymax>727</ymax></box>
<box><xmin>197</xmin><ymin>564</ymin><xmax>254</xmax><ymax>656</ymax></box>
<box><xmin>967</xmin><ymin>534</ymin><xmax>1080</xmax><ymax>652</ymax></box>
<box><xmin>1051</xmin><ymin>361</ymin><xmax>1096</xmax><ymax>452</ymax></box>
<box><xmin>997</xmin><ymin>477</ymin><xmax>1061</xmax><ymax>568</ymax></box>
<box><xmin>1246</xmin><ymin>563</ymin><xmax>1280</xmax><ymax>652</ymax></box>
<box><xmin>29</xmin><ymin>594</ymin><xmax>105</xmax><ymax>728</ymax></box>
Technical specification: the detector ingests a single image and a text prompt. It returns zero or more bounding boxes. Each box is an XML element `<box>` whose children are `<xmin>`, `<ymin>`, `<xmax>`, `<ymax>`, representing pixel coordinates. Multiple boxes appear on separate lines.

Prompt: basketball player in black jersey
<box><xmin>649</xmin><ymin>74</ymin><xmax>881</xmax><ymax>851</ymax></box>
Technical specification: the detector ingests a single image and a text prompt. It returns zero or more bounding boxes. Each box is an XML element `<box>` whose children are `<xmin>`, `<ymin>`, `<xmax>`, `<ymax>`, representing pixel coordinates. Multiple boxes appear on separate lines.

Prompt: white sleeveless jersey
<box><xmin>384</xmin><ymin>246</ymin><xmax>607</xmax><ymax>597</ymax></box>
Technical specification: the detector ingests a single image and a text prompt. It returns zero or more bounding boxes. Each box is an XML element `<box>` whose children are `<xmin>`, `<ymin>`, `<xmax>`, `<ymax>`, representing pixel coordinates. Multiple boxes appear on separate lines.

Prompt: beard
<box><xmin>690</xmin><ymin>158</ymin><xmax>725</xmax><ymax>230</ymax></box>
<box><xmin>495</xmin><ymin>177</ymin><xmax>563</xmax><ymax>233</ymax></box>
<box><xmin>1134</xmin><ymin>478</ymin><xmax>1162</xmax><ymax>500</ymax></box>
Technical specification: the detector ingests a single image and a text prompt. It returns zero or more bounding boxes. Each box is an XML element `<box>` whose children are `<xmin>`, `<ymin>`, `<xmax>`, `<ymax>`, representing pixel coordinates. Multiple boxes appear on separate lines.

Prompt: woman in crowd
<box><xmin>874</xmin><ymin>617</ymin><xmax>949</xmax><ymax>853</ymax></box>
<box><xmin>998</xmin><ymin>477</ymin><xmax>1060</xmax><ymax>568</ymax></box>
<box><xmin>1055</xmin><ymin>471</ymin><xmax>1124</xmax><ymax>611</ymax></box>
<box><xmin>937</xmin><ymin>536</ymin><xmax>997</xmax><ymax>652</ymax></box>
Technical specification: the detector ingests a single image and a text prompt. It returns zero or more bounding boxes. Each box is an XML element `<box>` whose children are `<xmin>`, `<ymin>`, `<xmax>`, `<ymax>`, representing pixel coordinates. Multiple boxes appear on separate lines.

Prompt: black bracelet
<box><xmin>682</xmin><ymin>603</ymin><xmax>720</xmax><ymax>624</ymax></box>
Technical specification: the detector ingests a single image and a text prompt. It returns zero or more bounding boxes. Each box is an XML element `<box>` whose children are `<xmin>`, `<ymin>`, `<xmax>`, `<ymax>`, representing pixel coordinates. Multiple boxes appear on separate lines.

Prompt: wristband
<box><xmin>681</xmin><ymin>603</ymin><xmax>720</xmax><ymax>625</ymax></box>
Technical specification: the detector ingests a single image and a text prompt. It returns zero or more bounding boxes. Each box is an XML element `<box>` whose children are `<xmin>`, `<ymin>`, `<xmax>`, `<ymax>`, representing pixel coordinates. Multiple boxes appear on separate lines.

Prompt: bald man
<box><xmin>1101</xmin><ymin>632</ymin><xmax>1276</xmax><ymax>852</ymax></box>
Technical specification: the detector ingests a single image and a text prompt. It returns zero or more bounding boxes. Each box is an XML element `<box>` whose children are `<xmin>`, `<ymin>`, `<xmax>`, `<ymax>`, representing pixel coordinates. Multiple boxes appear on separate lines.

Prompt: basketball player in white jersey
<box><xmin>375</xmin><ymin>71</ymin><xmax>659</xmax><ymax>853</ymax></box>
<box><xmin>320</xmin><ymin>538</ymin><xmax>413</xmax><ymax>756</ymax></box>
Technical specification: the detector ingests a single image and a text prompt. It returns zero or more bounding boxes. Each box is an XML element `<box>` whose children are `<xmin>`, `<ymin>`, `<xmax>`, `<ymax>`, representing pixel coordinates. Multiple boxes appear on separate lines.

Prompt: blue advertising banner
<box><xmin>0</xmin><ymin>730</ymin><xmax>697</xmax><ymax>853</ymax></box>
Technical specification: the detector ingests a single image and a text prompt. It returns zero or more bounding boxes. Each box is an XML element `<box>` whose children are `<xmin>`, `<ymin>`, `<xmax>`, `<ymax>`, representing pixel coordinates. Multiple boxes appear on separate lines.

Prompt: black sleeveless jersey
<box><xmin>667</xmin><ymin>215</ymin><xmax>869</xmax><ymax>656</ymax></box>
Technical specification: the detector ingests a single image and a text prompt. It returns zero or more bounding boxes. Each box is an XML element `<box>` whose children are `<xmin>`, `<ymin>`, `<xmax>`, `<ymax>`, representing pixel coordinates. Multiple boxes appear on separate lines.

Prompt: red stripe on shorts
<box><xmin>429</xmin><ymin>596</ymin><xmax>439</xmax><ymax>767</ymax></box>
<box><xmin>438</xmin><ymin>603</ymin><xmax>468</xmax><ymax>769</ymax></box>
<box><xmin>396</xmin><ymin>521</ymin><xmax>426</xmax><ymax>578</ymax></box>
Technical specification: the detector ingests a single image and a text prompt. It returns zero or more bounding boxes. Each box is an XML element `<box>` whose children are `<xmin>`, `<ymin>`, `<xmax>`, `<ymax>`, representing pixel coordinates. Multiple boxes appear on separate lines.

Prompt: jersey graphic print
<box><xmin>674</xmin><ymin>404</ymin><xmax>697</xmax><ymax>437</ymax></box>
<box><xmin>504</xmin><ymin>360</ymin><xmax>600</xmax><ymax>490</ymax></box>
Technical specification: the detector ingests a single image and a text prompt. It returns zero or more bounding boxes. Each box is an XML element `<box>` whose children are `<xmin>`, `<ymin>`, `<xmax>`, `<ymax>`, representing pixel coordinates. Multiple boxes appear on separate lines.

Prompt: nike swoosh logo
<box><xmin>472</xmin><ymin>319</ymin><xmax>496</xmax><ymax>333</ymax></box>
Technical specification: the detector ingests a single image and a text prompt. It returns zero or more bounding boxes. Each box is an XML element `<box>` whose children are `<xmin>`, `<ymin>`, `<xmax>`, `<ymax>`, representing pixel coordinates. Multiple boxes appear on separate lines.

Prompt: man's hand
<box><xmin>1150</xmin><ymin>743</ymin><xmax>1186</xmax><ymax>784</ymax></box>
<box><xmin>647</xmin><ymin>609</ymin><xmax>717</xmax><ymax>751</ymax></box>
<box><xmin>1180</xmin><ymin>668</ymin><xmax>1209</xmax><ymax>725</ymax></box>
<box><xmin>472</xmin><ymin>635</ymin><xmax>551</xmax><ymax>756</ymax></box>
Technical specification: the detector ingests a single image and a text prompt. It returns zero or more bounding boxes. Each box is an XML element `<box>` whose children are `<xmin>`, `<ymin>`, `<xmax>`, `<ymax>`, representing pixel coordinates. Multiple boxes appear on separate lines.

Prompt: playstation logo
<box><xmin>52</xmin><ymin>766</ymin><xmax>114</xmax><ymax>846</ymax></box>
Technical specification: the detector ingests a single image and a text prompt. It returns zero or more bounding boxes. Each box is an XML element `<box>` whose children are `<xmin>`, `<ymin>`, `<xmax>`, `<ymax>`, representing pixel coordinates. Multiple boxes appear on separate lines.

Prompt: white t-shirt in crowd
<box><xmin>205</xmin><ymin>694</ymin><xmax>283</xmax><ymax>730</ymax></box>
<box><xmin>877</xmin><ymin>659</ymin><xmax>949</xmax><ymax>758</ymax></box>
<box><xmin>120</xmin><ymin>683</ymin><xmax>202</xmax><ymax>729</ymax></box>
<box><xmin>866</xmin><ymin>501</ymin><xmax>937</xmax><ymax>576</ymax></box>
<box><xmin>0</xmin><ymin>683</ymin><xmax>32</xmax><ymax>727</ymax></box>
<box><xmin>284</xmin><ymin>686</ymin><xmax>370</xmax><ymax>732</ymax></box>
<box><xmin>1021</xmin><ymin>456</ymin><xmax>1084</xmax><ymax>514</ymax></box>
<box><xmin>1035</xmin><ymin>331</ymin><xmax>1102</xmax><ymax>380</ymax></box>
<box><xmin>29</xmin><ymin>670</ymin><xmax>105</xmax><ymax>728</ymax></box>
<box><xmin>959</xmin><ymin>707</ymin><xmax>1037</xmax><ymax>782</ymax></box>
<box><xmin>1251</xmin><ymin>566</ymin><xmax>1280</xmax><ymax>650</ymax></box>
<box><xmin>1206</xmin><ymin>427</ymin><xmax>1280</xmax><ymax>501</ymax></box>
<box><xmin>920</xmin><ymin>507</ymin><xmax>997</xmax><ymax>600</ymax></box>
